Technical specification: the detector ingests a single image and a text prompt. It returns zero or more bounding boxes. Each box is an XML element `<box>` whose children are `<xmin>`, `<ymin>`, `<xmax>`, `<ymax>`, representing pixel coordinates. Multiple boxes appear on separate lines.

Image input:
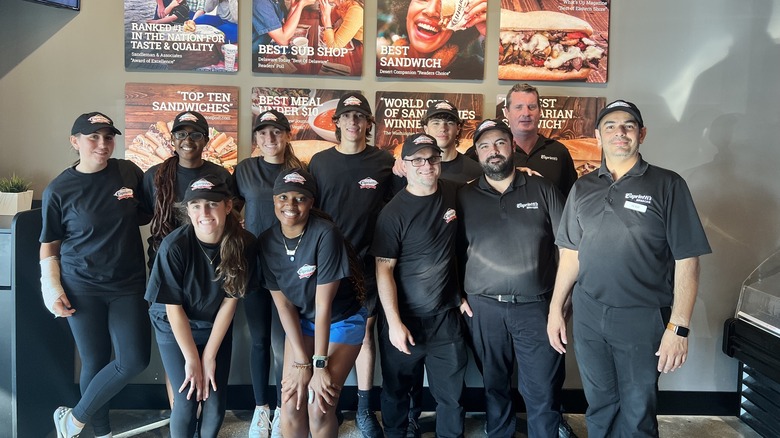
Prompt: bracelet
<box><xmin>292</xmin><ymin>361</ymin><xmax>312</xmax><ymax>370</ymax></box>
<box><xmin>324</xmin><ymin>26</ymin><xmax>333</xmax><ymax>30</ymax></box>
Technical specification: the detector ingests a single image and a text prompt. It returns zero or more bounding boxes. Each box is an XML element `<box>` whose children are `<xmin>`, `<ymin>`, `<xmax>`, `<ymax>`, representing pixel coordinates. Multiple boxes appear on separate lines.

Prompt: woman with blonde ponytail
<box><xmin>146</xmin><ymin>174</ymin><xmax>259</xmax><ymax>437</ymax></box>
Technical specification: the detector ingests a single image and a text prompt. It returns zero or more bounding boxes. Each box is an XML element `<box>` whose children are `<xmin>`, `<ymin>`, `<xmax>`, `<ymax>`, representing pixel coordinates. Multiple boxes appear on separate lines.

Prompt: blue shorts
<box><xmin>300</xmin><ymin>307</ymin><xmax>367</xmax><ymax>345</ymax></box>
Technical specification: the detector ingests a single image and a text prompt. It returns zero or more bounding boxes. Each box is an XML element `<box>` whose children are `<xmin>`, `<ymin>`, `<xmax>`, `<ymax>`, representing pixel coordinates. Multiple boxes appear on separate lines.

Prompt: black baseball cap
<box><xmin>423</xmin><ymin>100</ymin><xmax>461</xmax><ymax>123</ymax></box>
<box><xmin>473</xmin><ymin>118</ymin><xmax>513</xmax><ymax>145</ymax></box>
<box><xmin>334</xmin><ymin>92</ymin><xmax>372</xmax><ymax>118</ymax></box>
<box><xmin>402</xmin><ymin>133</ymin><xmax>440</xmax><ymax>158</ymax></box>
<box><xmin>182</xmin><ymin>175</ymin><xmax>232</xmax><ymax>203</ymax></box>
<box><xmin>71</xmin><ymin>112</ymin><xmax>122</xmax><ymax>135</ymax></box>
<box><xmin>172</xmin><ymin>111</ymin><xmax>209</xmax><ymax>134</ymax></box>
<box><xmin>596</xmin><ymin>100</ymin><xmax>644</xmax><ymax>129</ymax></box>
<box><xmin>273</xmin><ymin>168</ymin><xmax>317</xmax><ymax>199</ymax></box>
<box><xmin>253</xmin><ymin>109</ymin><xmax>291</xmax><ymax>132</ymax></box>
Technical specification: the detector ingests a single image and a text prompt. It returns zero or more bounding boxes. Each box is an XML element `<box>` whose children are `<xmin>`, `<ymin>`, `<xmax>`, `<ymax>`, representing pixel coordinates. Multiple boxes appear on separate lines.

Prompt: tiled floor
<box><xmin>67</xmin><ymin>410</ymin><xmax>762</xmax><ymax>437</ymax></box>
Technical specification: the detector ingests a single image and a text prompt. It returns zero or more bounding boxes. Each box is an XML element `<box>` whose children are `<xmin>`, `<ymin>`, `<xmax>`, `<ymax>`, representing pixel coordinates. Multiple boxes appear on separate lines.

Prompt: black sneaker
<box><xmin>356</xmin><ymin>409</ymin><xmax>384</xmax><ymax>438</ymax></box>
<box><xmin>405</xmin><ymin>416</ymin><xmax>421</xmax><ymax>438</ymax></box>
<box><xmin>559</xmin><ymin>418</ymin><xmax>578</xmax><ymax>438</ymax></box>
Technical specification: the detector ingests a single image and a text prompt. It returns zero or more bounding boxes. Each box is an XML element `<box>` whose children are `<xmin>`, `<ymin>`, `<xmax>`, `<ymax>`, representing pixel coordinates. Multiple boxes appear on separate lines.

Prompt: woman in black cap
<box><xmin>146</xmin><ymin>174</ymin><xmax>259</xmax><ymax>437</ymax></box>
<box><xmin>258</xmin><ymin>167</ymin><xmax>365</xmax><ymax>438</ymax></box>
<box><xmin>234</xmin><ymin>109</ymin><xmax>305</xmax><ymax>437</ymax></box>
<box><xmin>40</xmin><ymin>112</ymin><xmax>151</xmax><ymax>438</ymax></box>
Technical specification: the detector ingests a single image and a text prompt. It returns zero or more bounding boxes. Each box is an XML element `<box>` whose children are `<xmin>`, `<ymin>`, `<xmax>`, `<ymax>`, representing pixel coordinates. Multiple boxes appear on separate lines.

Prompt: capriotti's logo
<box><xmin>297</xmin><ymin>264</ymin><xmax>317</xmax><ymax>279</ymax></box>
<box><xmin>190</xmin><ymin>178</ymin><xmax>215</xmax><ymax>191</ymax></box>
<box><xmin>443</xmin><ymin>208</ymin><xmax>457</xmax><ymax>223</ymax></box>
<box><xmin>178</xmin><ymin>112</ymin><xmax>200</xmax><ymax>123</ymax></box>
<box><xmin>114</xmin><ymin>187</ymin><xmax>134</xmax><ymax>200</ymax></box>
<box><xmin>358</xmin><ymin>177</ymin><xmax>378</xmax><ymax>189</ymax></box>
<box><xmin>435</xmin><ymin>101</ymin><xmax>455</xmax><ymax>111</ymax></box>
<box><xmin>625</xmin><ymin>193</ymin><xmax>652</xmax><ymax>204</ymax></box>
<box><xmin>283</xmin><ymin>172</ymin><xmax>307</xmax><ymax>185</ymax></box>
<box><xmin>342</xmin><ymin>96</ymin><xmax>363</xmax><ymax>107</ymax></box>
<box><xmin>414</xmin><ymin>135</ymin><xmax>435</xmax><ymax>145</ymax></box>
<box><xmin>261</xmin><ymin>112</ymin><xmax>279</xmax><ymax>122</ymax></box>
<box><xmin>516</xmin><ymin>202</ymin><xmax>539</xmax><ymax>209</ymax></box>
<box><xmin>88</xmin><ymin>114</ymin><xmax>112</xmax><ymax>125</ymax></box>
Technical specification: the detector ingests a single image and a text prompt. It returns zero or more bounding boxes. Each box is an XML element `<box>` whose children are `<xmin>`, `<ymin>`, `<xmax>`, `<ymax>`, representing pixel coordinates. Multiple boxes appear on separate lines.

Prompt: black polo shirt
<box><xmin>466</xmin><ymin>134</ymin><xmax>577</xmax><ymax>197</ymax></box>
<box><xmin>370</xmin><ymin>180</ymin><xmax>462</xmax><ymax>317</ymax></box>
<box><xmin>440</xmin><ymin>153</ymin><xmax>483</xmax><ymax>184</ymax></box>
<box><xmin>145</xmin><ymin>224</ymin><xmax>260</xmax><ymax>322</ymax></box>
<box><xmin>556</xmin><ymin>156</ymin><xmax>711</xmax><ymax>308</ymax></box>
<box><xmin>258</xmin><ymin>215</ymin><xmax>361</xmax><ymax>322</ymax></box>
<box><xmin>233</xmin><ymin>157</ymin><xmax>284</xmax><ymax>237</ymax></box>
<box><xmin>458</xmin><ymin>172</ymin><xmax>564</xmax><ymax>297</ymax></box>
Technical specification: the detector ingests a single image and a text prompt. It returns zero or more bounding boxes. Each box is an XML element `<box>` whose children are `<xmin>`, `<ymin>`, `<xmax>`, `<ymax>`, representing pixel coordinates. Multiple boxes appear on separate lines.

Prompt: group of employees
<box><xmin>40</xmin><ymin>83</ymin><xmax>710</xmax><ymax>438</ymax></box>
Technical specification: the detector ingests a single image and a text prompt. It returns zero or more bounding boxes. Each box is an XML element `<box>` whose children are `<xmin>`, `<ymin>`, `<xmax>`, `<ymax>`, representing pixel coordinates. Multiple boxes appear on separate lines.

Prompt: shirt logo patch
<box><xmin>88</xmin><ymin>114</ymin><xmax>112</xmax><ymax>125</ymax></box>
<box><xmin>540</xmin><ymin>155</ymin><xmax>558</xmax><ymax>161</ymax></box>
<box><xmin>297</xmin><ymin>264</ymin><xmax>317</xmax><ymax>279</ymax></box>
<box><xmin>114</xmin><ymin>187</ymin><xmax>134</xmax><ymax>200</ymax></box>
<box><xmin>190</xmin><ymin>178</ymin><xmax>214</xmax><ymax>191</ymax></box>
<box><xmin>358</xmin><ymin>177</ymin><xmax>378</xmax><ymax>189</ymax></box>
<box><xmin>625</xmin><ymin>193</ymin><xmax>652</xmax><ymax>204</ymax></box>
<box><xmin>516</xmin><ymin>202</ymin><xmax>539</xmax><ymax>209</ymax></box>
<box><xmin>443</xmin><ymin>208</ymin><xmax>457</xmax><ymax>223</ymax></box>
<box><xmin>283</xmin><ymin>172</ymin><xmax>307</xmax><ymax>185</ymax></box>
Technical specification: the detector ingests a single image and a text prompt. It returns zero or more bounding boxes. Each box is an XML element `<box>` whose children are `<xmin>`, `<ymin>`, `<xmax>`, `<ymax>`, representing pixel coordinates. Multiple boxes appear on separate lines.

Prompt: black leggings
<box><xmin>67</xmin><ymin>294</ymin><xmax>151</xmax><ymax>436</ymax></box>
<box><xmin>156</xmin><ymin>331</ymin><xmax>233</xmax><ymax>438</ymax></box>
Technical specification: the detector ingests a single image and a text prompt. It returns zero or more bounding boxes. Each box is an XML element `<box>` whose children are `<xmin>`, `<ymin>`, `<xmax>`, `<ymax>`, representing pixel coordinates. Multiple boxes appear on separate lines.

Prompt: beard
<box><xmin>481</xmin><ymin>154</ymin><xmax>514</xmax><ymax>180</ymax></box>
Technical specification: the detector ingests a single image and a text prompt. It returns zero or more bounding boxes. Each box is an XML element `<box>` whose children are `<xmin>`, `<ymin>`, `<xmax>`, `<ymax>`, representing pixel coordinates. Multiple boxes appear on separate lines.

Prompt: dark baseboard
<box><xmin>111</xmin><ymin>384</ymin><xmax>740</xmax><ymax>416</ymax></box>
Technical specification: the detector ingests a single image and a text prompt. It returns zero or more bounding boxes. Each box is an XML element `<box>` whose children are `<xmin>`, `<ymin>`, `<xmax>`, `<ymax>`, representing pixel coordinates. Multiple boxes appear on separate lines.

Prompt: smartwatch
<box><xmin>312</xmin><ymin>355</ymin><xmax>329</xmax><ymax>369</ymax></box>
<box><xmin>666</xmin><ymin>323</ymin><xmax>690</xmax><ymax>338</ymax></box>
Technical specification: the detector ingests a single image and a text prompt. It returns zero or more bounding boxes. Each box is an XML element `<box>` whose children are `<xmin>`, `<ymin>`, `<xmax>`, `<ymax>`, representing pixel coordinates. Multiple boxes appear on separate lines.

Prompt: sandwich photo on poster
<box><xmin>252</xmin><ymin>0</ymin><xmax>364</xmax><ymax>76</ymax></box>
<box><xmin>498</xmin><ymin>0</ymin><xmax>609</xmax><ymax>82</ymax></box>
<box><xmin>125</xmin><ymin>0</ymin><xmax>240</xmax><ymax>72</ymax></box>
<box><xmin>375</xmin><ymin>92</ymin><xmax>484</xmax><ymax>154</ymax></box>
<box><xmin>125</xmin><ymin>83</ymin><xmax>239</xmax><ymax>172</ymax></box>
<box><xmin>496</xmin><ymin>95</ymin><xmax>605</xmax><ymax>176</ymax></box>
<box><xmin>251</xmin><ymin>87</ymin><xmax>362</xmax><ymax>161</ymax></box>
<box><xmin>376</xmin><ymin>0</ymin><xmax>487</xmax><ymax>80</ymax></box>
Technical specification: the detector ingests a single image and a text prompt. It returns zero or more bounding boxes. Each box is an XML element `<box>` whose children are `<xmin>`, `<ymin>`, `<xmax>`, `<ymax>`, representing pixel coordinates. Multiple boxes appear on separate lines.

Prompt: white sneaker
<box><xmin>249</xmin><ymin>406</ymin><xmax>271</xmax><ymax>438</ymax></box>
<box><xmin>270</xmin><ymin>407</ymin><xmax>282</xmax><ymax>438</ymax></box>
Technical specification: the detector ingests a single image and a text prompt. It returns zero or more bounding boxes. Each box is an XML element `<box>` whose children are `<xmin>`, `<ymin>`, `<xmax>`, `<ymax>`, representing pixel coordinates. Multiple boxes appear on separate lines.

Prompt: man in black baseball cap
<box><xmin>595</xmin><ymin>99</ymin><xmax>644</xmax><ymax>129</ymax></box>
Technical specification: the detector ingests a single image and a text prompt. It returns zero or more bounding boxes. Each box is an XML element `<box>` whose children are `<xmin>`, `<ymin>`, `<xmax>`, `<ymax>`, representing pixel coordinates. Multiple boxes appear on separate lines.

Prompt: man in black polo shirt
<box><xmin>458</xmin><ymin>118</ymin><xmax>565</xmax><ymax>438</ymax></box>
<box><xmin>371</xmin><ymin>133</ymin><xmax>467</xmax><ymax>438</ymax></box>
<box><xmin>548</xmin><ymin>100</ymin><xmax>711</xmax><ymax>437</ymax></box>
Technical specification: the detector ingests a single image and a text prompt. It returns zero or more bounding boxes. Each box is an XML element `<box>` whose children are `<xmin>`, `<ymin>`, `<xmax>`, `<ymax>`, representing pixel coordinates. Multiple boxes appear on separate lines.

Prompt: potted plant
<box><xmin>0</xmin><ymin>174</ymin><xmax>34</xmax><ymax>216</ymax></box>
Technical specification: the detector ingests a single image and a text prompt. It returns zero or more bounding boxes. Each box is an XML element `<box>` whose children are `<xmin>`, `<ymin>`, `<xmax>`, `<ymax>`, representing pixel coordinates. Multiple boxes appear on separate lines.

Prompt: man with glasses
<box><xmin>371</xmin><ymin>133</ymin><xmax>468</xmax><ymax>438</ymax></box>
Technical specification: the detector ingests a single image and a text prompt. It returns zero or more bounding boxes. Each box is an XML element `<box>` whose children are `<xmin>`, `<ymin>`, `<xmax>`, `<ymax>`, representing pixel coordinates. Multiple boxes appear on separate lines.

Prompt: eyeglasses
<box><xmin>172</xmin><ymin>131</ymin><xmax>206</xmax><ymax>141</ymax></box>
<box><xmin>403</xmin><ymin>156</ymin><xmax>442</xmax><ymax>167</ymax></box>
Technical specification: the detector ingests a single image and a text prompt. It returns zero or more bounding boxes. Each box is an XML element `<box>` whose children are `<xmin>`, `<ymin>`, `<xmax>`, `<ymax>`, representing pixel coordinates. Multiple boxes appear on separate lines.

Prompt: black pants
<box><xmin>573</xmin><ymin>291</ymin><xmax>667</xmax><ymax>438</ymax></box>
<box><xmin>466</xmin><ymin>294</ymin><xmax>562</xmax><ymax>438</ymax></box>
<box><xmin>244</xmin><ymin>288</ymin><xmax>272</xmax><ymax>406</ymax></box>
<box><xmin>156</xmin><ymin>329</ymin><xmax>233</xmax><ymax>438</ymax></box>
<box><xmin>379</xmin><ymin>308</ymin><xmax>467</xmax><ymax>438</ymax></box>
<box><xmin>67</xmin><ymin>294</ymin><xmax>151</xmax><ymax>436</ymax></box>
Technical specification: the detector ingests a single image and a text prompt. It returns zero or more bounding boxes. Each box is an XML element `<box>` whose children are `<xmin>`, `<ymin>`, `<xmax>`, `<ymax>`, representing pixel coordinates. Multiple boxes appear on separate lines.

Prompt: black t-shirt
<box><xmin>457</xmin><ymin>172</ymin><xmax>564</xmax><ymax>297</ymax></box>
<box><xmin>556</xmin><ymin>156</ymin><xmax>712</xmax><ymax>308</ymax></box>
<box><xmin>258</xmin><ymin>215</ymin><xmax>361</xmax><ymax>322</ymax></box>
<box><xmin>440</xmin><ymin>153</ymin><xmax>482</xmax><ymax>184</ymax></box>
<box><xmin>234</xmin><ymin>157</ymin><xmax>285</xmax><ymax>237</ymax></box>
<box><xmin>466</xmin><ymin>135</ymin><xmax>577</xmax><ymax>196</ymax></box>
<box><xmin>370</xmin><ymin>180</ymin><xmax>462</xmax><ymax>317</ymax></box>
<box><xmin>308</xmin><ymin>146</ymin><xmax>397</xmax><ymax>262</ymax></box>
<box><xmin>145</xmin><ymin>224</ymin><xmax>260</xmax><ymax>322</ymax></box>
<box><xmin>40</xmin><ymin>159</ymin><xmax>149</xmax><ymax>295</ymax></box>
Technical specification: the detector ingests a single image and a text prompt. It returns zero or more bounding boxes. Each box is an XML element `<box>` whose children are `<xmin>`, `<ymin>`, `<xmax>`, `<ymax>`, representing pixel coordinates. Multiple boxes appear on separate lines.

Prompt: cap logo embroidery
<box><xmin>114</xmin><ymin>187</ymin><xmax>134</xmax><ymax>200</ymax></box>
<box><xmin>297</xmin><ymin>264</ymin><xmax>317</xmax><ymax>279</ymax></box>
<box><xmin>435</xmin><ymin>102</ymin><xmax>454</xmax><ymax>110</ymax></box>
<box><xmin>478</xmin><ymin>120</ymin><xmax>497</xmax><ymax>130</ymax></box>
<box><xmin>261</xmin><ymin>113</ymin><xmax>278</xmax><ymax>121</ymax></box>
<box><xmin>414</xmin><ymin>135</ymin><xmax>435</xmax><ymax>145</ymax></box>
<box><xmin>607</xmin><ymin>101</ymin><xmax>631</xmax><ymax>109</ymax></box>
<box><xmin>190</xmin><ymin>178</ymin><xmax>215</xmax><ymax>191</ymax></box>
<box><xmin>343</xmin><ymin>96</ymin><xmax>362</xmax><ymax>106</ymax></box>
<box><xmin>283</xmin><ymin>172</ymin><xmax>307</xmax><ymax>185</ymax></box>
<box><xmin>179</xmin><ymin>112</ymin><xmax>199</xmax><ymax>122</ymax></box>
<box><xmin>88</xmin><ymin>114</ymin><xmax>112</xmax><ymax>125</ymax></box>
<box><xmin>443</xmin><ymin>208</ymin><xmax>457</xmax><ymax>223</ymax></box>
<box><xmin>358</xmin><ymin>177</ymin><xmax>378</xmax><ymax>189</ymax></box>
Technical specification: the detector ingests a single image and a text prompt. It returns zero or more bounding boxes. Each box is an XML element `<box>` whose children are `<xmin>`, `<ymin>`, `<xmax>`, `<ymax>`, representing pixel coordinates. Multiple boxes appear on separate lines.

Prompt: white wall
<box><xmin>3</xmin><ymin>0</ymin><xmax>780</xmax><ymax>393</ymax></box>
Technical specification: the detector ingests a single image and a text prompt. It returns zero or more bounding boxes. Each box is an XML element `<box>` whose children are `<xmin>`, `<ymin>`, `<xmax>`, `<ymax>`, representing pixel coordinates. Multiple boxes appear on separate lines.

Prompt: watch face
<box><xmin>314</xmin><ymin>359</ymin><xmax>327</xmax><ymax>368</ymax></box>
<box><xmin>676</xmin><ymin>326</ymin><xmax>690</xmax><ymax>337</ymax></box>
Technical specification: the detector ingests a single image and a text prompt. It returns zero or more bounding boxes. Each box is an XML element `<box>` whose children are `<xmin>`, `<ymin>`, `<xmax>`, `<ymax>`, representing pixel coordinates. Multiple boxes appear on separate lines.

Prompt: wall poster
<box><xmin>252</xmin><ymin>1</ymin><xmax>364</xmax><ymax>76</ymax></box>
<box><xmin>376</xmin><ymin>0</ymin><xmax>488</xmax><ymax>80</ymax></box>
<box><xmin>125</xmin><ymin>83</ymin><xmax>239</xmax><ymax>172</ymax></box>
<box><xmin>375</xmin><ymin>92</ymin><xmax>484</xmax><ymax>154</ymax></box>
<box><xmin>251</xmin><ymin>87</ymin><xmax>362</xmax><ymax>162</ymax></box>
<box><xmin>125</xmin><ymin>0</ymin><xmax>239</xmax><ymax>72</ymax></box>
<box><xmin>498</xmin><ymin>0</ymin><xmax>609</xmax><ymax>82</ymax></box>
<box><xmin>496</xmin><ymin>95</ymin><xmax>605</xmax><ymax>176</ymax></box>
